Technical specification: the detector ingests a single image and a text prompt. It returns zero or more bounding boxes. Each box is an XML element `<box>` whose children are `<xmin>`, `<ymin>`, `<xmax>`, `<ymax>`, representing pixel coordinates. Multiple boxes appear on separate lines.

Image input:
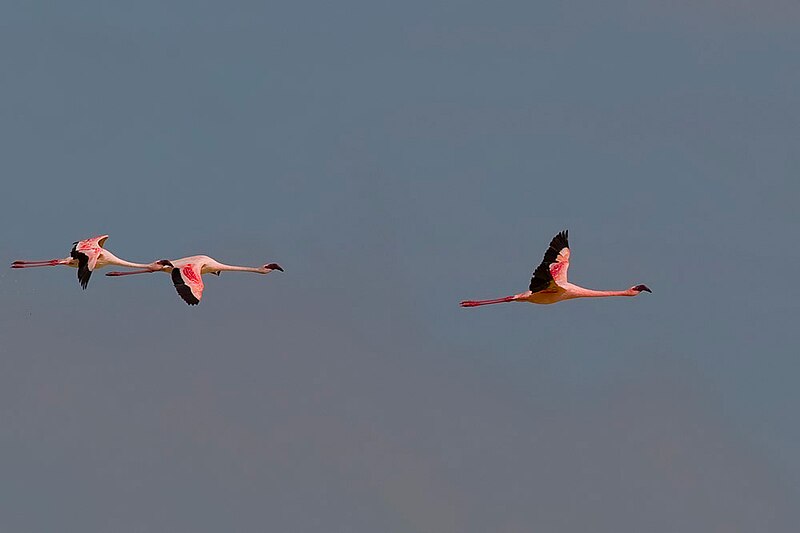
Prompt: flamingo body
<box><xmin>460</xmin><ymin>230</ymin><xmax>651</xmax><ymax>308</ymax></box>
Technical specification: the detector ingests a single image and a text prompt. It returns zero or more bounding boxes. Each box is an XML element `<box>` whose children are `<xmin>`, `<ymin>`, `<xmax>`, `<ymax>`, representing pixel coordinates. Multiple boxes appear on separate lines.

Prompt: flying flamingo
<box><xmin>105</xmin><ymin>255</ymin><xmax>283</xmax><ymax>305</ymax></box>
<box><xmin>11</xmin><ymin>234</ymin><xmax>157</xmax><ymax>289</ymax></box>
<box><xmin>460</xmin><ymin>230</ymin><xmax>651</xmax><ymax>308</ymax></box>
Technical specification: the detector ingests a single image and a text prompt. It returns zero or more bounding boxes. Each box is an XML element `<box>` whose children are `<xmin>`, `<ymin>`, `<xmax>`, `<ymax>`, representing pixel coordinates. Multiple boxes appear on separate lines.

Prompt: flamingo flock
<box><xmin>12</xmin><ymin>230</ymin><xmax>650</xmax><ymax>308</ymax></box>
<box><xmin>11</xmin><ymin>235</ymin><xmax>283</xmax><ymax>306</ymax></box>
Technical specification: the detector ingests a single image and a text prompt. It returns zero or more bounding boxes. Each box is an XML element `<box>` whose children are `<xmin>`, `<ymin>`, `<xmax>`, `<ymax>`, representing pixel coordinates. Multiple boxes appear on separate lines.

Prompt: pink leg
<box><xmin>460</xmin><ymin>295</ymin><xmax>517</xmax><ymax>307</ymax></box>
<box><xmin>105</xmin><ymin>268</ymin><xmax>156</xmax><ymax>277</ymax></box>
<box><xmin>10</xmin><ymin>259</ymin><xmax>70</xmax><ymax>268</ymax></box>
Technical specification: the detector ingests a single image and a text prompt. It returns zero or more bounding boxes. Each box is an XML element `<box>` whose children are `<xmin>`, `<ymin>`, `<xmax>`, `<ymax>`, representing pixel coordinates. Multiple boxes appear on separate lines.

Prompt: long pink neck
<box><xmin>108</xmin><ymin>258</ymin><xmax>153</xmax><ymax>269</ymax></box>
<box><xmin>566</xmin><ymin>285</ymin><xmax>636</xmax><ymax>298</ymax></box>
<box><xmin>101</xmin><ymin>250</ymin><xmax>152</xmax><ymax>269</ymax></box>
<box><xmin>460</xmin><ymin>295</ymin><xmax>517</xmax><ymax>307</ymax></box>
<box><xmin>214</xmin><ymin>263</ymin><xmax>264</xmax><ymax>274</ymax></box>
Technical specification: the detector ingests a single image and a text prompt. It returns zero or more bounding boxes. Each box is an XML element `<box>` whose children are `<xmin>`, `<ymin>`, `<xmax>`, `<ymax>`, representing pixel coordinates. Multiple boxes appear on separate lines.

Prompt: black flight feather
<box><xmin>70</xmin><ymin>243</ymin><xmax>92</xmax><ymax>290</ymax></box>
<box><xmin>171</xmin><ymin>268</ymin><xmax>200</xmax><ymax>306</ymax></box>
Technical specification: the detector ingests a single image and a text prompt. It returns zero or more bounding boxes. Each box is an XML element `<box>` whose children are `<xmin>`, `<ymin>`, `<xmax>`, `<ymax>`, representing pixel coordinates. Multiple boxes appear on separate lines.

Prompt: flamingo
<box><xmin>460</xmin><ymin>230</ymin><xmax>651</xmax><ymax>308</ymax></box>
<box><xmin>10</xmin><ymin>234</ymin><xmax>157</xmax><ymax>289</ymax></box>
<box><xmin>105</xmin><ymin>255</ymin><xmax>283</xmax><ymax>305</ymax></box>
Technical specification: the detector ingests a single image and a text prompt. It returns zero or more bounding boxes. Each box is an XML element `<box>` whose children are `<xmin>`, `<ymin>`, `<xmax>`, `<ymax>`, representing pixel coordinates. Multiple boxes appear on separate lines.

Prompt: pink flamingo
<box><xmin>460</xmin><ymin>230</ymin><xmax>651</xmax><ymax>308</ymax></box>
<box><xmin>105</xmin><ymin>255</ymin><xmax>283</xmax><ymax>306</ymax></box>
<box><xmin>11</xmin><ymin>234</ymin><xmax>156</xmax><ymax>289</ymax></box>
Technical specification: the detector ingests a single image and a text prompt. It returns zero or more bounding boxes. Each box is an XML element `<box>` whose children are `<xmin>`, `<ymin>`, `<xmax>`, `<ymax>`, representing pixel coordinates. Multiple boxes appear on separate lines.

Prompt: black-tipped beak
<box><xmin>634</xmin><ymin>284</ymin><xmax>652</xmax><ymax>293</ymax></box>
<box><xmin>266</xmin><ymin>263</ymin><xmax>283</xmax><ymax>272</ymax></box>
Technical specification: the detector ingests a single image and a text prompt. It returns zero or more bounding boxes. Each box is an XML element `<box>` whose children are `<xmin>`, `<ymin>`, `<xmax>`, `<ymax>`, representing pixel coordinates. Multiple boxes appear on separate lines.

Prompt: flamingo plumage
<box><xmin>105</xmin><ymin>255</ymin><xmax>283</xmax><ymax>306</ymax></box>
<box><xmin>460</xmin><ymin>230</ymin><xmax>651</xmax><ymax>308</ymax></box>
<box><xmin>10</xmin><ymin>235</ymin><xmax>156</xmax><ymax>289</ymax></box>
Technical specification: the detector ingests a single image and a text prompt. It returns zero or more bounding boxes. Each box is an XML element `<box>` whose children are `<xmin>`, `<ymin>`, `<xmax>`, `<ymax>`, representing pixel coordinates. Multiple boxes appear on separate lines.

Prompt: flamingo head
<box><xmin>631</xmin><ymin>284</ymin><xmax>652</xmax><ymax>294</ymax></box>
<box><xmin>262</xmin><ymin>263</ymin><xmax>284</xmax><ymax>273</ymax></box>
<box><xmin>105</xmin><ymin>259</ymin><xmax>174</xmax><ymax>277</ymax></box>
<box><xmin>152</xmin><ymin>259</ymin><xmax>174</xmax><ymax>271</ymax></box>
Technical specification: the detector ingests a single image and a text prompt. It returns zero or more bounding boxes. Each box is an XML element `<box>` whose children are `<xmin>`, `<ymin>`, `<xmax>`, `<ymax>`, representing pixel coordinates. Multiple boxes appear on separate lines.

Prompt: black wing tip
<box><xmin>78</xmin><ymin>270</ymin><xmax>91</xmax><ymax>289</ymax></box>
<box><xmin>550</xmin><ymin>229</ymin><xmax>569</xmax><ymax>251</ymax></box>
<box><xmin>541</xmin><ymin>230</ymin><xmax>569</xmax><ymax>264</ymax></box>
<box><xmin>175</xmin><ymin>284</ymin><xmax>200</xmax><ymax>305</ymax></box>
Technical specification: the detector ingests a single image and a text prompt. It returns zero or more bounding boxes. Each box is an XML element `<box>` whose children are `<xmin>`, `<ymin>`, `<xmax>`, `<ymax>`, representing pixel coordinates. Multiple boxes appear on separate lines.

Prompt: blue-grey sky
<box><xmin>2</xmin><ymin>1</ymin><xmax>799</xmax><ymax>531</ymax></box>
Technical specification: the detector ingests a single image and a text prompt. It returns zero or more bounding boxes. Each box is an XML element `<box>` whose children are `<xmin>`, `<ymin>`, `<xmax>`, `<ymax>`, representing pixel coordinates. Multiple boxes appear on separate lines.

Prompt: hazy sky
<box><xmin>2</xmin><ymin>2</ymin><xmax>799</xmax><ymax>531</ymax></box>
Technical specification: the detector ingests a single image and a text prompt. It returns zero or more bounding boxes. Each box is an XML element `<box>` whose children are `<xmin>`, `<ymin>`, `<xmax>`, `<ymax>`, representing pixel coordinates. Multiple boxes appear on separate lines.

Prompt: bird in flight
<box><xmin>11</xmin><ymin>234</ymin><xmax>156</xmax><ymax>289</ymax></box>
<box><xmin>460</xmin><ymin>230</ymin><xmax>651</xmax><ymax>308</ymax></box>
<box><xmin>105</xmin><ymin>255</ymin><xmax>283</xmax><ymax>305</ymax></box>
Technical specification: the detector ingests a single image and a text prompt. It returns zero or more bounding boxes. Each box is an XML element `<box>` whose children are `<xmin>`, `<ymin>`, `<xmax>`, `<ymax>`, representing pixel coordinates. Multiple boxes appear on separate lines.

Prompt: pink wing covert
<box><xmin>548</xmin><ymin>246</ymin><xmax>570</xmax><ymax>286</ymax></box>
<box><xmin>75</xmin><ymin>234</ymin><xmax>109</xmax><ymax>271</ymax></box>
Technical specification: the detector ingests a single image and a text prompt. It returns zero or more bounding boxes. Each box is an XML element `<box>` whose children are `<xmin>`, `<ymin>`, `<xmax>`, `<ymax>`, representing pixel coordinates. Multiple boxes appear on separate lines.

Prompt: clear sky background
<box><xmin>1</xmin><ymin>1</ymin><xmax>799</xmax><ymax>531</ymax></box>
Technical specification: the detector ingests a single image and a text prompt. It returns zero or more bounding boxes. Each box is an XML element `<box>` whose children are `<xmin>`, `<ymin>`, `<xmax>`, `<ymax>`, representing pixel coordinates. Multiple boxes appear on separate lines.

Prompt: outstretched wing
<box><xmin>70</xmin><ymin>235</ymin><xmax>109</xmax><ymax>289</ymax></box>
<box><xmin>171</xmin><ymin>263</ymin><xmax>204</xmax><ymax>306</ymax></box>
<box><xmin>529</xmin><ymin>230</ymin><xmax>570</xmax><ymax>293</ymax></box>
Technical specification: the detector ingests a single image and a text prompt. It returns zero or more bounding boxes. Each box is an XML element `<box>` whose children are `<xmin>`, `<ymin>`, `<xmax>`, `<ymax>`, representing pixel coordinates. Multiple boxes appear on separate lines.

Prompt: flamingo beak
<box><xmin>266</xmin><ymin>263</ymin><xmax>284</xmax><ymax>272</ymax></box>
<box><xmin>634</xmin><ymin>284</ymin><xmax>652</xmax><ymax>293</ymax></box>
